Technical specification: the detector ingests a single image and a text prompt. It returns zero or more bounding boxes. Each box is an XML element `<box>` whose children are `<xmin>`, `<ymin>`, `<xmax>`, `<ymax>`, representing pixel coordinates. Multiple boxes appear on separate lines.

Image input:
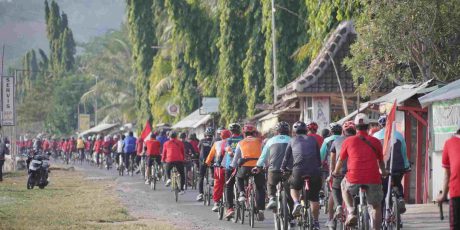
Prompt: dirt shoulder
<box><xmin>0</xmin><ymin>167</ymin><xmax>176</xmax><ymax>230</ymax></box>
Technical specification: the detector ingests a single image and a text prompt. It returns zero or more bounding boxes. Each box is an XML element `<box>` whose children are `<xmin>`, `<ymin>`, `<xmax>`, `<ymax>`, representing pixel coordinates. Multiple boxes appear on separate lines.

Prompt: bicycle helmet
<box><xmin>305</xmin><ymin>120</ymin><xmax>319</xmax><ymax>132</ymax></box>
<box><xmin>243</xmin><ymin>123</ymin><xmax>257</xmax><ymax>134</ymax></box>
<box><xmin>216</xmin><ymin>127</ymin><xmax>225</xmax><ymax>135</ymax></box>
<box><xmin>275</xmin><ymin>121</ymin><xmax>290</xmax><ymax>134</ymax></box>
<box><xmin>293</xmin><ymin>121</ymin><xmax>307</xmax><ymax>134</ymax></box>
<box><xmin>220</xmin><ymin>129</ymin><xmax>232</xmax><ymax>139</ymax></box>
<box><xmin>378</xmin><ymin>115</ymin><xmax>387</xmax><ymax>127</ymax></box>
<box><xmin>205</xmin><ymin>127</ymin><xmax>214</xmax><ymax>136</ymax></box>
<box><xmin>228</xmin><ymin>123</ymin><xmax>241</xmax><ymax>134</ymax></box>
<box><xmin>342</xmin><ymin>121</ymin><xmax>356</xmax><ymax>131</ymax></box>
<box><xmin>329</xmin><ymin>123</ymin><xmax>342</xmax><ymax>135</ymax></box>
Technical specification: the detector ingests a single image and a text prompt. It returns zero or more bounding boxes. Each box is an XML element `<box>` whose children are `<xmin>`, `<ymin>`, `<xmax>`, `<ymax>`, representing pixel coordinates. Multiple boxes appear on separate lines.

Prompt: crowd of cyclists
<box><xmin>17</xmin><ymin>112</ymin><xmax>412</xmax><ymax>230</ymax></box>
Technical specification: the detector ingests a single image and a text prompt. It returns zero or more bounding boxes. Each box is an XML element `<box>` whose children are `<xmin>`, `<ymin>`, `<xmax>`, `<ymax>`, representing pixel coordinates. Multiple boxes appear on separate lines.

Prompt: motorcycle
<box><xmin>27</xmin><ymin>154</ymin><xmax>50</xmax><ymax>189</ymax></box>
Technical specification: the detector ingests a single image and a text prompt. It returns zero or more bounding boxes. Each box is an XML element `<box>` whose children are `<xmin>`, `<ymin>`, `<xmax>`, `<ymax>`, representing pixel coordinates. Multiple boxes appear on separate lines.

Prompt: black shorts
<box><xmin>289</xmin><ymin>172</ymin><xmax>322</xmax><ymax>202</ymax></box>
<box><xmin>147</xmin><ymin>155</ymin><xmax>161</xmax><ymax>167</ymax></box>
<box><xmin>451</xmin><ymin>197</ymin><xmax>460</xmax><ymax>230</ymax></box>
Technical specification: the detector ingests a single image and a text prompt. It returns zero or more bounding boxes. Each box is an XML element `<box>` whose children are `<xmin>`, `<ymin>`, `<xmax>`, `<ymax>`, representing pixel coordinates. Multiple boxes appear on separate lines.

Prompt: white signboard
<box><xmin>312</xmin><ymin>97</ymin><xmax>330</xmax><ymax>132</ymax></box>
<box><xmin>2</xmin><ymin>76</ymin><xmax>15</xmax><ymax>126</ymax></box>
<box><xmin>167</xmin><ymin>104</ymin><xmax>179</xmax><ymax>117</ymax></box>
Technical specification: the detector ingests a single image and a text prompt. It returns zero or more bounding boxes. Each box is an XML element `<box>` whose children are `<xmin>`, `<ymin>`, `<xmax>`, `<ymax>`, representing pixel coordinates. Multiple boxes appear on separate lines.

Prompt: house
<box><xmin>338</xmin><ymin>79</ymin><xmax>441</xmax><ymax>204</ymax></box>
<box><xmin>419</xmin><ymin>78</ymin><xmax>460</xmax><ymax>201</ymax></box>
<box><xmin>253</xmin><ymin>21</ymin><xmax>391</xmax><ymax>134</ymax></box>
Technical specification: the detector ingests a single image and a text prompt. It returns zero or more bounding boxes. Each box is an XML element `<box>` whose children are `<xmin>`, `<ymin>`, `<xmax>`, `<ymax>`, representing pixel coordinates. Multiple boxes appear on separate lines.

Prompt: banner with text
<box><xmin>2</xmin><ymin>76</ymin><xmax>15</xmax><ymax>126</ymax></box>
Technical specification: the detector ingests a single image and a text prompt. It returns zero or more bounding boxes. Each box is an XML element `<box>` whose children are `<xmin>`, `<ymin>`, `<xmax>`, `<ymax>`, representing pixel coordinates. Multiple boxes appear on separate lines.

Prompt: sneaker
<box><xmin>145</xmin><ymin>180</ymin><xmax>150</xmax><ymax>185</ymax></box>
<box><xmin>225</xmin><ymin>208</ymin><xmax>235</xmax><ymax>219</ymax></box>
<box><xmin>179</xmin><ymin>190</ymin><xmax>186</xmax><ymax>195</ymax></box>
<box><xmin>266</xmin><ymin>197</ymin><xmax>277</xmax><ymax>209</ymax></box>
<box><xmin>257</xmin><ymin>211</ymin><xmax>265</xmax><ymax>221</ymax></box>
<box><xmin>165</xmin><ymin>179</ymin><xmax>171</xmax><ymax>187</ymax></box>
<box><xmin>212</xmin><ymin>203</ymin><xmax>219</xmax><ymax>212</ymax></box>
<box><xmin>345</xmin><ymin>214</ymin><xmax>357</xmax><ymax>227</ymax></box>
<box><xmin>313</xmin><ymin>220</ymin><xmax>320</xmax><ymax>230</ymax></box>
<box><xmin>238</xmin><ymin>192</ymin><xmax>246</xmax><ymax>202</ymax></box>
<box><xmin>196</xmin><ymin>193</ymin><xmax>203</xmax><ymax>201</ymax></box>
<box><xmin>325</xmin><ymin>219</ymin><xmax>335</xmax><ymax>228</ymax></box>
<box><xmin>292</xmin><ymin>203</ymin><xmax>301</xmax><ymax>217</ymax></box>
<box><xmin>398</xmin><ymin>198</ymin><xmax>407</xmax><ymax>214</ymax></box>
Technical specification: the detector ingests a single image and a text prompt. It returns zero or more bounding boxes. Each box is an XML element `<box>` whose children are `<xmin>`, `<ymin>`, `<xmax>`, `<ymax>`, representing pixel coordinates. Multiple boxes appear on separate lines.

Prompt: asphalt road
<box><xmin>74</xmin><ymin>162</ymin><xmax>449</xmax><ymax>230</ymax></box>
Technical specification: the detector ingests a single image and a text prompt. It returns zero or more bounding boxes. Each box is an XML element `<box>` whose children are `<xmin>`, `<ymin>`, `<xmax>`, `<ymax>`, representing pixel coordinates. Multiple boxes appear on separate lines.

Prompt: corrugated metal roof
<box><xmin>370</xmin><ymin>79</ymin><xmax>436</xmax><ymax>105</ymax></box>
<box><xmin>419</xmin><ymin>78</ymin><xmax>460</xmax><ymax>108</ymax></box>
<box><xmin>79</xmin><ymin>123</ymin><xmax>119</xmax><ymax>137</ymax></box>
<box><xmin>172</xmin><ymin>109</ymin><xmax>212</xmax><ymax>129</ymax></box>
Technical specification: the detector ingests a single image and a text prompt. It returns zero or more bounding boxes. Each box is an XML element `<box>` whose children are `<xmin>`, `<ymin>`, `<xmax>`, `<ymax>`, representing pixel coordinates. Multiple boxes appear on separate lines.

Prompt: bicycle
<box><xmin>203</xmin><ymin>167</ymin><xmax>212</xmax><ymax>206</ymax></box>
<box><xmin>118</xmin><ymin>153</ymin><xmax>125</xmax><ymax>176</ymax></box>
<box><xmin>104</xmin><ymin>154</ymin><xmax>112</xmax><ymax>170</ymax></box>
<box><xmin>127</xmin><ymin>154</ymin><xmax>135</xmax><ymax>176</ymax></box>
<box><xmin>329</xmin><ymin>175</ymin><xmax>346</xmax><ymax>230</ymax></box>
<box><xmin>382</xmin><ymin>173</ymin><xmax>404</xmax><ymax>230</ymax></box>
<box><xmin>140</xmin><ymin>154</ymin><xmax>146</xmax><ymax>180</ymax></box>
<box><xmin>191</xmin><ymin>159</ymin><xmax>199</xmax><ymax>190</ymax></box>
<box><xmin>274</xmin><ymin>175</ymin><xmax>291</xmax><ymax>230</ymax></box>
<box><xmin>171</xmin><ymin>166</ymin><xmax>181</xmax><ymax>202</ymax></box>
<box><xmin>294</xmin><ymin>176</ymin><xmax>315</xmax><ymax>230</ymax></box>
<box><xmin>352</xmin><ymin>185</ymin><xmax>371</xmax><ymax>230</ymax></box>
<box><xmin>150</xmin><ymin>158</ymin><xmax>161</xmax><ymax>190</ymax></box>
<box><xmin>78</xmin><ymin>149</ymin><xmax>85</xmax><ymax>165</ymax></box>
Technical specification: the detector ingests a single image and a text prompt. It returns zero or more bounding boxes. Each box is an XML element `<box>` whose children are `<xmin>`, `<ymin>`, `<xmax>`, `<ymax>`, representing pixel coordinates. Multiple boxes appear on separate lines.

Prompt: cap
<box><xmin>354</xmin><ymin>113</ymin><xmax>370</xmax><ymax>125</ymax></box>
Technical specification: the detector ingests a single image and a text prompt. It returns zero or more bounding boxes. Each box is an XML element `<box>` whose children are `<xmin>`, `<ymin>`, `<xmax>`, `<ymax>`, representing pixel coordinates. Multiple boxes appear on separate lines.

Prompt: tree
<box><xmin>344</xmin><ymin>0</ymin><xmax>460</xmax><ymax>95</ymax></box>
<box><xmin>127</xmin><ymin>0</ymin><xmax>157</xmax><ymax>125</ymax></box>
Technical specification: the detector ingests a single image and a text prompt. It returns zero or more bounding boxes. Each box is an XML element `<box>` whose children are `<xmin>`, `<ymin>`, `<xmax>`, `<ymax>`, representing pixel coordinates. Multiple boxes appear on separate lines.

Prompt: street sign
<box><xmin>167</xmin><ymin>104</ymin><xmax>179</xmax><ymax>117</ymax></box>
<box><xmin>1</xmin><ymin>76</ymin><xmax>15</xmax><ymax>126</ymax></box>
<box><xmin>78</xmin><ymin>114</ymin><xmax>91</xmax><ymax>131</ymax></box>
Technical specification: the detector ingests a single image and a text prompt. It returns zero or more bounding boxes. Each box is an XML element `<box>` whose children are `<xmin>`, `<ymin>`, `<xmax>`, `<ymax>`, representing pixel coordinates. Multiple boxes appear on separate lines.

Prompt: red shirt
<box><xmin>309</xmin><ymin>133</ymin><xmax>324</xmax><ymax>148</ymax></box>
<box><xmin>442</xmin><ymin>135</ymin><xmax>460</xmax><ymax>198</ymax></box>
<box><xmin>136</xmin><ymin>138</ymin><xmax>144</xmax><ymax>155</ymax></box>
<box><xmin>93</xmin><ymin>140</ymin><xmax>103</xmax><ymax>154</ymax></box>
<box><xmin>145</xmin><ymin>139</ymin><xmax>161</xmax><ymax>156</ymax></box>
<box><xmin>189</xmin><ymin>139</ymin><xmax>200</xmax><ymax>153</ymax></box>
<box><xmin>85</xmin><ymin>141</ymin><xmax>91</xmax><ymax>151</ymax></box>
<box><xmin>42</xmin><ymin>140</ymin><xmax>50</xmax><ymax>150</ymax></box>
<box><xmin>340</xmin><ymin>130</ymin><xmax>383</xmax><ymax>184</ymax></box>
<box><xmin>161</xmin><ymin>139</ymin><xmax>185</xmax><ymax>163</ymax></box>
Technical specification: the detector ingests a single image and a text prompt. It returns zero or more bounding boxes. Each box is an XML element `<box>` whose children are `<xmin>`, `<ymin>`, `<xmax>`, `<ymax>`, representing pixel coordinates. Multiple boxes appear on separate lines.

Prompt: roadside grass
<box><xmin>0</xmin><ymin>169</ymin><xmax>176</xmax><ymax>230</ymax></box>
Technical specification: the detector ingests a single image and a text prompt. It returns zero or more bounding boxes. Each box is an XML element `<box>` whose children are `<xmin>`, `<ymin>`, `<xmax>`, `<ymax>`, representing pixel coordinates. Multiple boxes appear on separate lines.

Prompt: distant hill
<box><xmin>0</xmin><ymin>0</ymin><xmax>125</xmax><ymax>69</ymax></box>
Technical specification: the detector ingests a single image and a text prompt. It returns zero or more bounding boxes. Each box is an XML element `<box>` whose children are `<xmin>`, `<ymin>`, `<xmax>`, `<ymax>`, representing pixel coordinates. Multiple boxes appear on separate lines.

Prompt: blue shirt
<box><xmin>123</xmin><ymin>136</ymin><xmax>137</xmax><ymax>153</ymax></box>
<box><xmin>157</xmin><ymin>135</ymin><xmax>169</xmax><ymax>147</ymax></box>
<box><xmin>373</xmin><ymin>128</ymin><xmax>410</xmax><ymax>169</ymax></box>
<box><xmin>320</xmin><ymin>134</ymin><xmax>340</xmax><ymax>161</ymax></box>
<box><xmin>256</xmin><ymin>135</ymin><xmax>291</xmax><ymax>171</ymax></box>
<box><xmin>224</xmin><ymin>135</ymin><xmax>243</xmax><ymax>169</ymax></box>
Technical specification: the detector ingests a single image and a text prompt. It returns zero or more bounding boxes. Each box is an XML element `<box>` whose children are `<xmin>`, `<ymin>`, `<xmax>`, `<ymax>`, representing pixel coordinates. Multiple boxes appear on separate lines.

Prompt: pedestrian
<box><xmin>0</xmin><ymin>137</ymin><xmax>10</xmax><ymax>181</ymax></box>
<box><xmin>437</xmin><ymin>123</ymin><xmax>460</xmax><ymax>230</ymax></box>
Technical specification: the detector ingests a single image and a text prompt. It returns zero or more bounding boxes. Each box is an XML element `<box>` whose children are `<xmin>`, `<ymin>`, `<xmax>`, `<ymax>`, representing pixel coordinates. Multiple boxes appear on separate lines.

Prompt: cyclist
<box><xmin>326</xmin><ymin>121</ymin><xmax>356</xmax><ymax>228</ymax></box>
<box><xmin>93</xmin><ymin>135</ymin><xmax>103</xmax><ymax>166</ymax></box>
<box><xmin>231</xmin><ymin>124</ymin><xmax>266</xmax><ymax>221</ymax></box>
<box><xmin>196</xmin><ymin>127</ymin><xmax>214</xmax><ymax>202</ymax></box>
<box><xmin>281</xmin><ymin>121</ymin><xmax>322</xmax><ymax>230</ymax></box>
<box><xmin>114</xmin><ymin>135</ymin><xmax>124</xmax><ymax>169</ymax></box>
<box><xmin>77</xmin><ymin>136</ymin><xmax>85</xmax><ymax>161</ymax></box>
<box><xmin>222</xmin><ymin>123</ymin><xmax>243</xmax><ymax>219</ymax></box>
<box><xmin>306</xmin><ymin>120</ymin><xmax>324</xmax><ymax>147</ymax></box>
<box><xmin>157</xmin><ymin>130</ymin><xmax>169</xmax><ymax>147</ymax></box>
<box><xmin>123</xmin><ymin>131</ymin><xmax>137</xmax><ymax>171</ymax></box>
<box><xmin>332</xmin><ymin>113</ymin><xmax>388</xmax><ymax>229</ymax></box>
<box><xmin>102</xmin><ymin>135</ymin><xmax>113</xmax><ymax>167</ymax></box>
<box><xmin>206</xmin><ymin>128</ymin><xmax>232</xmax><ymax>212</ymax></box>
<box><xmin>319</xmin><ymin>123</ymin><xmax>342</xmax><ymax>227</ymax></box>
<box><xmin>135</xmin><ymin>136</ymin><xmax>144</xmax><ymax>174</ymax></box>
<box><xmin>162</xmin><ymin>131</ymin><xmax>186</xmax><ymax>195</ymax></box>
<box><xmin>180</xmin><ymin>132</ymin><xmax>196</xmax><ymax>186</ymax></box>
<box><xmin>255</xmin><ymin>121</ymin><xmax>291</xmax><ymax>210</ymax></box>
<box><xmin>145</xmin><ymin>133</ymin><xmax>162</xmax><ymax>184</ymax></box>
<box><xmin>189</xmin><ymin>133</ymin><xmax>200</xmax><ymax>154</ymax></box>
<box><xmin>437</xmin><ymin>123</ymin><xmax>460</xmax><ymax>230</ymax></box>
<box><xmin>373</xmin><ymin>115</ymin><xmax>410</xmax><ymax>213</ymax></box>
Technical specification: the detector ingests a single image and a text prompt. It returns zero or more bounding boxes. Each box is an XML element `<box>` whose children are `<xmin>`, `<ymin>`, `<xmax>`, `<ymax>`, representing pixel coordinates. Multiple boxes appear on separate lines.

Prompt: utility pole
<box><xmin>94</xmin><ymin>75</ymin><xmax>98</xmax><ymax>126</ymax></box>
<box><xmin>271</xmin><ymin>0</ymin><xmax>278</xmax><ymax>103</ymax></box>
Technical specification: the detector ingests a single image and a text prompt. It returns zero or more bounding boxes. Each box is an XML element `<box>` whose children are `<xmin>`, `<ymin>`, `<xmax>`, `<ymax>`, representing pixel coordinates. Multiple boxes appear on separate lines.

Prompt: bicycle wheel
<box><xmin>151</xmin><ymin>165</ymin><xmax>157</xmax><ymax>190</ymax></box>
<box><xmin>218</xmin><ymin>201</ymin><xmax>224</xmax><ymax>220</ymax></box>
<box><xmin>307</xmin><ymin>207</ymin><xmax>314</xmax><ymax>230</ymax></box>
<box><xmin>249</xmin><ymin>189</ymin><xmax>255</xmax><ymax>228</ymax></box>
<box><xmin>280</xmin><ymin>190</ymin><xmax>289</xmax><ymax>230</ymax></box>
<box><xmin>207</xmin><ymin>184</ymin><xmax>212</xmax><ymax>206</ymax></box>
<box><xmin>241</xmin><ymin>201</ymin><xmax>246</xmax><ymax>225</ymax></box>
<box><xmin>234</xmin><ymin>201</ymin><xmax>240</xmax><ymax>223</ymax></box>
<box><xmin>359</xmin><ymin>205</ymin><xmax>370</xmax><ymax>230</ymax></box>
<box><xmin>392</xmin><ymin>195</ymin><xmax>401</xmax><ymax>230</ymax></box>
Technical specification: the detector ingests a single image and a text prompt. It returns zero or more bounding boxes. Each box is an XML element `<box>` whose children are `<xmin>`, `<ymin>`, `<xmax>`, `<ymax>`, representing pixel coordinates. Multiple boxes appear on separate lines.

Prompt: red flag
<box><xmin>140</xmin><ymin>120</ymin><xmax>152</xmax><ymax>140</ymax></box>
<box><xmin>382</xmin><ymin>100</ymin><xmax>397</xmax><ymax>159</ymax></box>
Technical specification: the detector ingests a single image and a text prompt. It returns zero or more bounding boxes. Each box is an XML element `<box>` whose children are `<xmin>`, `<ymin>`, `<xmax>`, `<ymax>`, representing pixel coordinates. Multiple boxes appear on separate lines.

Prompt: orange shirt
<box><xmin>239</xmin><ymin>137</ymin><xmax>262</xmax><ymax>167</ymax></box>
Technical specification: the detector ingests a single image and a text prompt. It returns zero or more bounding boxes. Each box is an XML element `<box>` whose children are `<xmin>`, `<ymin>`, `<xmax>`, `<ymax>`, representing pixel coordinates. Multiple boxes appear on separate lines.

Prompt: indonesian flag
<box><xmin>140</xmin><ymin>120</ymin><xmax>152</xmax><ymax>141</ymax></box>
<box><xmin>383</xmin><ymin>100</ymin><xmax>397</xmax><ymax>161</ymax></box>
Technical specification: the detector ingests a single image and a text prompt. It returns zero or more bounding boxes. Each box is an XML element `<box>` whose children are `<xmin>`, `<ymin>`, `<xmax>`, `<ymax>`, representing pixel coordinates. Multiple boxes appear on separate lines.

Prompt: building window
<box><xmin>306</xmin><ymin>97</ymin><xmax>313</xmax><ymax>120</ymax></box>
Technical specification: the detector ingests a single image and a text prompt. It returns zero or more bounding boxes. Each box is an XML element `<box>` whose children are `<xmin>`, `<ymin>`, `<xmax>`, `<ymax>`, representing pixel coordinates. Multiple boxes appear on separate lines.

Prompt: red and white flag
<box><xmin>383</xmin><ymin>100</ymin><xmax>397</xmax><ymax>161</ymax></box>
<box><xmin>140</xmin><ymin>120</ymin><xmax>152</xmax><ymax>141</ymax></box>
